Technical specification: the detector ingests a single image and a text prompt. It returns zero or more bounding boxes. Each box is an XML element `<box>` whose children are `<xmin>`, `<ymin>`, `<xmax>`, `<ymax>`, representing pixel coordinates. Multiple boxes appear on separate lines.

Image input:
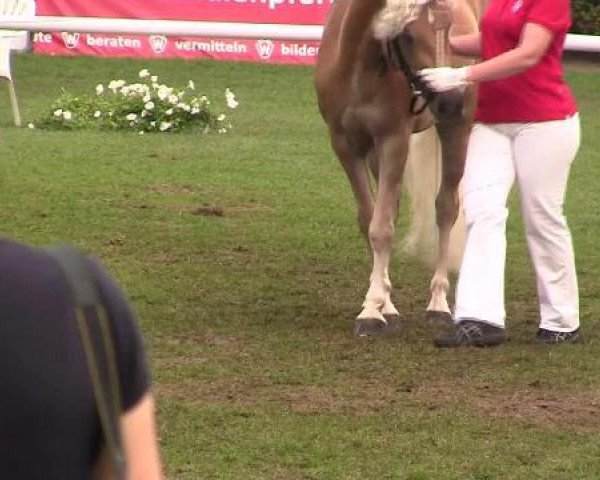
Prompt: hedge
<box><xmin>572</xmin><ymin>0</ymin><xmax>600</xmax><ymax>35</ymax></box>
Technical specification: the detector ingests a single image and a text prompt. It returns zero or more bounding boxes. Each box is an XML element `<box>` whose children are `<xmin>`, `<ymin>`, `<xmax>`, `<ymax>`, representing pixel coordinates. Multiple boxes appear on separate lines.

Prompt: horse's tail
<box><xmin>401</xmin><ymin>126</ymin><xmax>466</xmax><ymax>272</ymax></box>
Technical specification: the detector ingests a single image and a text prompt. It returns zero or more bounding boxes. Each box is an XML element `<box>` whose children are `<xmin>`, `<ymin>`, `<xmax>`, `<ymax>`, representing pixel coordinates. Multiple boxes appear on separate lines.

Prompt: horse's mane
<box><xmin>372</xmin><ymin>0</ymin><xmax>424</xmax><ymax>40</ymax></box>
<box><xmin>372</xmin><ymin>0</ymin><xmax>459</xmax><ymax>40</ymax></box>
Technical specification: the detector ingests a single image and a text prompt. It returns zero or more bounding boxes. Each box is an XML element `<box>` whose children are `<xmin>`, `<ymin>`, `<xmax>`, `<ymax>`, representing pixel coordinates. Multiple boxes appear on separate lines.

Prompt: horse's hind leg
<box><xmin>427</xmin><ymin>121</ymin><xmax>470</xmax><ymax>321</ymax></box>
<box><xmin>331</xmin><ymin>131</ymin><xmax>374</xmax><ymax>239</ymax></box>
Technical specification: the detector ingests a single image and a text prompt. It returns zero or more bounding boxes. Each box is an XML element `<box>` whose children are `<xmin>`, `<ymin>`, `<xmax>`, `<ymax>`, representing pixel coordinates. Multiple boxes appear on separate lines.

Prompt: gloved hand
<box><xmin>417</xmin><ymin>66</ymin><xmax>472</xmax><ymax>92</ymax></box>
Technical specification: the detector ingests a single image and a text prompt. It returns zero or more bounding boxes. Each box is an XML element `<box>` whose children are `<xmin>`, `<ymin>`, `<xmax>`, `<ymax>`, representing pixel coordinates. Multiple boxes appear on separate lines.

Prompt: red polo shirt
<box><xmin>475</xmin><ymin>0</ymin><xmax>578</xmax><ymax>123</ymax></box>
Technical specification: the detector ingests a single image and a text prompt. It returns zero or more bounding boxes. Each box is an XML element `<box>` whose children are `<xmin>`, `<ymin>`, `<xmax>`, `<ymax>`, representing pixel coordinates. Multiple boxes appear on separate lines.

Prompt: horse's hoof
<box><xmin>425</xmin><ymin>310</ymin><xmax>452</xmax><ymax>325</ymax></box>
<box><xmin>383</xmin><ymin>313</ymin><xmax>402</xmax><ymax>332</ymax></box>
<box><xmin>354</xmin><ymin>318</ymin><xmax>389</xmax><ymax>338</ymax></box>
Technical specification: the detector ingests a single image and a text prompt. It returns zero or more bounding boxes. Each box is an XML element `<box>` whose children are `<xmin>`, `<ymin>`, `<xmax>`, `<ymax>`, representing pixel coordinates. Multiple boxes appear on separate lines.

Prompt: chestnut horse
<box><xmin>315</xmin><ymin>0</ymin><xmax>481</xmax><ymax>334</ymax></box>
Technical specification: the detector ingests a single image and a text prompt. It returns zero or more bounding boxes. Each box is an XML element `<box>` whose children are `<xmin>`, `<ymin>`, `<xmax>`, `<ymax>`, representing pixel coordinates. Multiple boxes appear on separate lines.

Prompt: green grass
<box><xmin>4</xmin><ymin>53</ymin><xmax>600</xmax><ymax>479</ymax></box>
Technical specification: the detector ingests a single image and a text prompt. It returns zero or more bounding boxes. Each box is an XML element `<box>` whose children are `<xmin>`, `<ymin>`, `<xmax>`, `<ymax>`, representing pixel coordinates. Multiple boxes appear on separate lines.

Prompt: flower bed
<box><xmin>29</xmin><ymin>69</ymin><xmax>238</xmax><ymax>134</ymax></box>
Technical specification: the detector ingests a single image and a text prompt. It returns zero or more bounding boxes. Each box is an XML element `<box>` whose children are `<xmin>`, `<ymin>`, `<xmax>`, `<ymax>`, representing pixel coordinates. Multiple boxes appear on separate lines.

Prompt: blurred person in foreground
<box><xmin>0</xmin><ymin>237</ymin><xmax>163</xmax><ymax>479</ymax></box>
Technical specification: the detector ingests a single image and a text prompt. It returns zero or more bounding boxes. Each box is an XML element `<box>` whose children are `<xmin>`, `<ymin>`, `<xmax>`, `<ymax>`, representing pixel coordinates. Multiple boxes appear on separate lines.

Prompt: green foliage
<box><xmin>571</xmin><ymin>0</ymin><xmax>600</xmax><ymax>35</ymax></box>
<box><xmin>30</xmin><ymin>69</ymin><xmax>237</xmax><ymax>134</ymax></box>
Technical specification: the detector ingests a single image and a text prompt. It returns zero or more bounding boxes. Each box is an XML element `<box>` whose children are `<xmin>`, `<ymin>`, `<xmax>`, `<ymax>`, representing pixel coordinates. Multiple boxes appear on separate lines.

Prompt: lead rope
<box><xmin>435</xmin><ymin>29</ymin><xmax>445</xmax><ymax>193</ymax></box>
<box><xmin>436</xmin><ymin>29</ymin><xmax>446</xmax><ymax>67</ymax></box>
<box><xmin>429</xmin><ymin>1</ymin><xmax>452</xmax><ymax>196</ymax></box>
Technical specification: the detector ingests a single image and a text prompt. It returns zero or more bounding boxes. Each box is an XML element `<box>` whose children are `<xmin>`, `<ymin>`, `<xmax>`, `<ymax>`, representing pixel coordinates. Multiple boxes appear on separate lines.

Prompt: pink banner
<box><xmin>33</xmin><ymin>0</ymin><xmax>332</xmax><ymax>64</ymax></box>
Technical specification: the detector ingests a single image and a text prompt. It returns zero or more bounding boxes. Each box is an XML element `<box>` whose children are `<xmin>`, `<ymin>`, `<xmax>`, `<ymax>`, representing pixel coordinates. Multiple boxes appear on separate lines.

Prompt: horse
<box><xmin>314</xmin><ymin>0</ymin><xmax>482</xmax><ymax>335</ymax></box>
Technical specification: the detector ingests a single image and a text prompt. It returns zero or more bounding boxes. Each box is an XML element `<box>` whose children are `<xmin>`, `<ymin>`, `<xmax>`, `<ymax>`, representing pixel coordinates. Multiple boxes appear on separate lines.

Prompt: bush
<box><xmin>29</xmin><ymin>69</ymin><xmax>239</xmax><ymax>134</ymax></box>
<box><xmin>571</xmin><ymin>0</ymin><xmax>600</xmax><ymax>35</ymax></box>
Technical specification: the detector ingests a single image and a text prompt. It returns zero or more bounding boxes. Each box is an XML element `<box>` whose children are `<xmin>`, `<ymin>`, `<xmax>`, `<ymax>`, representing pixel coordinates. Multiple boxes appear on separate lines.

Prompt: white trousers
<box><xmin>454</xmin><ymin>115</ymin><xmax>580</xmax><ymax>332</ymax></box>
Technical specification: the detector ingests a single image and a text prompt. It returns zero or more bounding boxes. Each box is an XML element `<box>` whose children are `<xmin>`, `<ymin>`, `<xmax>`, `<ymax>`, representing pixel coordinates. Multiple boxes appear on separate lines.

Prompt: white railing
<box><xmin>0</xmin><ymin>16</ymin><xmax>598</xmax><ymax>52</ymax></box>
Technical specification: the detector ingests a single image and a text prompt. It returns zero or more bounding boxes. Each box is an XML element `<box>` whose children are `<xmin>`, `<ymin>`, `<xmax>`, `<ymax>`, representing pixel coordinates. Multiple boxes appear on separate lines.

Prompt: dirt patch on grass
<box><xmin>149</xmin><ymin>183</ymin><xmax>203</xmax><ymax>195</ymax></box>
<box><xmin>157</xmin><ymin>330</ymin><xmax>246</xmax><ymax>352</ymax></box>
<box><xmin>187</xmin><ymin>203</ymin><xmax>271</xmax><ymax>216</ymax></box>
<box><xmin>148</xmin><ymin>252</ymin><xmax>176</xmax><ymax>264</ymax></box>
<box><xmin>418</xmin><ymin>383</ymin><xmax>600</xmax><ymax>432</ymax></box>
<box><xmin>157</xmin><ymin>368</ymin><xmax>600</xmax><ymax>432</ymax></box>
<box><xmin>191</xmin><ymin>204</ymin><xmax>225</xmax><ymax>217</ymax></box>
<box><xmin>156</xmin><ymin>377</ymin><xmax>396</xmax><ymax>414</ymax></box>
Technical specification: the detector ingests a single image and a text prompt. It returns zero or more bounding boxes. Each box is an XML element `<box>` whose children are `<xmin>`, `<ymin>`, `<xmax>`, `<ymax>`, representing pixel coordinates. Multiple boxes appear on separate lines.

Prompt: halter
<box><xmin>384</xmin><ymin>0</ymin><xmax>453</xmax><ymax>115</ymax></box>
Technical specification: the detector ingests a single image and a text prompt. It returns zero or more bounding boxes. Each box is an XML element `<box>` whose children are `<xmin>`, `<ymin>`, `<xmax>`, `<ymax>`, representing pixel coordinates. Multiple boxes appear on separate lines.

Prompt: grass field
<box><xmin>3</xmin><ymin>53</ymin><xmax>600</xmax><ymax>479</ymax></box>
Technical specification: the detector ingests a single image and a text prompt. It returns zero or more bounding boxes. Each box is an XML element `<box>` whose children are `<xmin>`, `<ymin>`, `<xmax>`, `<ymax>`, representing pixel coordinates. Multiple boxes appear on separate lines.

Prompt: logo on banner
<box><xmin>62</xmin><ymin>32</ymin><xmax>80</xmax><ymax>49</ymax></box>
<box><xmin>149</xmin><ymin>35</ymin><xmax>168</xmax><ymax>54</ymax></box>
<box><xmin>255</xmin><ymin>39</ymin><xmax>275</xmax><ymax>60</ymax></box>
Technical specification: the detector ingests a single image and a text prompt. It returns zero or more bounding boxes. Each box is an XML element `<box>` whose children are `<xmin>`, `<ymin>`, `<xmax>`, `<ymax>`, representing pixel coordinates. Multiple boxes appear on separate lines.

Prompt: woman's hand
<box><xmin>417</xmin><ymin>66</ymin><xmax>471</xmax><ymax>92</ymax></box>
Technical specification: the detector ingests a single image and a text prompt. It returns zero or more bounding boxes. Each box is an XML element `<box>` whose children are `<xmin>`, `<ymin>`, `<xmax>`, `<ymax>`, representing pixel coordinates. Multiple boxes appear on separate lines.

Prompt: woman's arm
<box><xmin>91</xmin><ymin>393</ymin><xmax>163</xmax><ymax>480</ymax></box>
<box><xmin>467</xmin><ymin>22</ymin><xmax>553</xmax><ymax>82</ymax></box>
<box><xmin>418</xmin><ymin>22</ymin><xmax>554</xmax><ymax>92</ymax></box>
<box><xmin>121</xmin><ymin>393</ymin><xmax>164</xmax><ymax>480</ymax></box>
<box><xmin>450</xmin><ymin>32</ymin><xmax>482</xmax><ymax>57</ymax></box>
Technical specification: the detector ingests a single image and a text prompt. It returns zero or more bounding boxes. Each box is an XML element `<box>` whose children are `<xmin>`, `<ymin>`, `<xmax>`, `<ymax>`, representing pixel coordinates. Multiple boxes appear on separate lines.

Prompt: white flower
<box><xmin>218</xmin><ymin>128</ymin><xmax>227</xmax><ymax>134</ymax></box>
<box><xmin>159</xmin><ymin>121</ymin><xmax>172</xmax><ymax>131</ymax></box>
<box><xmin>141</xmin><ymin>111</ymin><xmax>148</xmax><ymax>118</ymax></box>
<box><xmin>168</xmin><ymin>94</ymin><xmax>179</xmax><ymax>105</ymax></box>
<box><xmin>27</xmin><ymin>123</ymin><xmax>35</xmax><ymax>129</ymax></box>
<box><xmin>143</xmin><ymin>94</ymin><xmax>151</xmax><ymax>102</ymax></box>
<box><xmin>191</xmin><ymin>107</ymin><xmax>200</xmax><ymax>115</ymax></box>
<box><xmin>151</xmin><ymin>75</ymin><xmax>158</xmax><ymax>83</ymax></box>
<box><xmin>188</xmin><ymin>80</ymin><xmax>195</xmax><ymax>90</ymax></box>
<box><xmin>157</xmin><ymin>91</ymin><xmax>168</xmax><ymax>101</ymax></box>
<box><xmin>144</xmin><ymin>101</ymin><xmax>155</xmax><ymax>110</ymax></box>
<box><xmin>217</xmin><ymin>114</ymin><xmax>226</xmax><ymax>122</ymax></box>
<box><xmin>165</xmin><ymin>108</ymin><xmax>173</xmax><ymax>116</ymax></box>
<box><xmin>225</xmin><ymin>88</ymin><xmax>239</xmax><ymax>109</ymax></box>
<box><xmin>93</xmin><ymin>110</ymin><xmax>102</xmax><ymax>118</ymax></box>
<box><xmin>138</xmin><ymin>131</ymin><xmax>145</xmax><ymax>135</ymax></box>
<box><xmin>108</xmin><ymin>80</ymin><xmax>126</xmax><ymax>91</ymax></box>
<box><xmin>95</xmin><ymin>84</ymin><xmax>104</xmax><ymax>95</ymax></box>
<box><xmin>150</xmin><ymin>121</ymin><xmax>156</xmax><ymax>127</ymax></box>
<box><xmin>126</xmin><ymin>113</ymin><xmax>138</xmax><ymax>121</ymax></box>
<box><xmin>62</xmin><ymin>111</ymin><xmax>72</xmax><ymax>121</ymax></box>
<box><xmin>128</xmin><ymin>83</ymin><xmax>148</xmax><ymax>96</ymax></box>
<box><xmin>53</xmin><ymin>109</ymin><xmax>63</xmax><ymax>117</ymax></box>
<box><xmin>139</xmin><ymin>69</ymin><xmax>150</xmax><ymax>78</ymax></box>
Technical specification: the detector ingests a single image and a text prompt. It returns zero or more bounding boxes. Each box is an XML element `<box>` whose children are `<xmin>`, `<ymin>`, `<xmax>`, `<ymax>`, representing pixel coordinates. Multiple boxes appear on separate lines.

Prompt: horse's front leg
<box><xmin>356</xmin><ymin>132</ymin><xmax>408</xmax><ymax>334</ymax></box>
<box><xmin>427</xmin><ymin>115</ymin><xmax>471</xmax><ymax>320</ymax></box>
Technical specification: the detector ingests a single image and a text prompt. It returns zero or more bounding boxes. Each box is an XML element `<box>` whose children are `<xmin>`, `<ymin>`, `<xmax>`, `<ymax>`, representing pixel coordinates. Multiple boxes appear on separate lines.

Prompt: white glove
<box><xmin>417</xmin><ymin>66</ymin><xmax>471</xmax><ymax>93</ymax></box>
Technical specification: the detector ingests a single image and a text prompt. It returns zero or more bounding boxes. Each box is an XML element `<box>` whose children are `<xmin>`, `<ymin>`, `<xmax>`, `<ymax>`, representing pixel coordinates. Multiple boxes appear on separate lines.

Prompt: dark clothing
<box><xmin>0</xmin><ymin>239</ymin><xmax>150</xmax><ymax>479</ymax></box>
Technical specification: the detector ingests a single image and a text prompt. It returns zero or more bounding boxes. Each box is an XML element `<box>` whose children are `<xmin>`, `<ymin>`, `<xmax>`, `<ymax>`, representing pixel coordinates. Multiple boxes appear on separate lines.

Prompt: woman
<box><xmin>418</xmin><ymin>0</ymin><xmax>582</xmax><ymax>346</ymax></box>
<box><xmin>0</xmin><ymin>238</ymin><xmax>164</xmax><ymax>478</ymax></box>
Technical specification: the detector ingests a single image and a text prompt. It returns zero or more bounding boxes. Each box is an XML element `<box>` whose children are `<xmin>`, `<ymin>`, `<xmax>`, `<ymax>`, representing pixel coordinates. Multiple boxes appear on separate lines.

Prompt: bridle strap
<box><xmin>385</xmin><ymin>38</ymin><xmax>433</xmax><ymax>115</ymax></box>
<box><xmin>384</xmin><ymin>0</ymin><xmax>453</xmax><ymax>115</ymax></box>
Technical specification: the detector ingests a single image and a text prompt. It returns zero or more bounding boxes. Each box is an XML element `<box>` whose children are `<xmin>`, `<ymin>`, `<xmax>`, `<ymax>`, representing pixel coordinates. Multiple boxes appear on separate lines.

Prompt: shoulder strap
<box><xmin>46</xmin><ymin>245</ymin><xmax>127</xmax><ymax>480</ymax></box>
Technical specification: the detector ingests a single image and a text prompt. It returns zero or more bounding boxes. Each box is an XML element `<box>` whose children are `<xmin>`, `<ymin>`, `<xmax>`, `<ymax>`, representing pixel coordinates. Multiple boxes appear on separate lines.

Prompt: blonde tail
<box><xmin>402</xmin><ymin>126</ymin><xmax>466</xmax><ymax>272</ymax></box>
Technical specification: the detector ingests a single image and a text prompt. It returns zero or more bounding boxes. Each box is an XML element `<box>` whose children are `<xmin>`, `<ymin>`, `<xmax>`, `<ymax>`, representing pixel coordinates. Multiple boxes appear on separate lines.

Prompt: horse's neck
<box><xmin>335</xmin><ymin>0</ymin><xmax>387</xmax><ymax>67</ymax></box>
<box><xmin>342</xmin><ymin>0</ymin><xmax>387</xmax><ymax>35</ymax></box>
